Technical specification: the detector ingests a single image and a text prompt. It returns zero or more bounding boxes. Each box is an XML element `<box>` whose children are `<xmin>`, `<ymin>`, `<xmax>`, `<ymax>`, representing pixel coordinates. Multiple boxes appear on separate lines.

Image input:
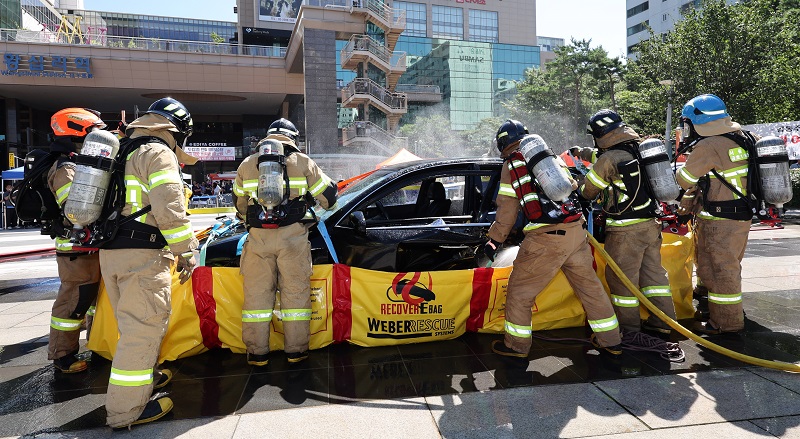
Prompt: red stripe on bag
<box><xmin>191</xmin><ymin>267</ymin><xmax>222</xmax><ymax>349</ymax></box>
<box><xmin>332</xmin><ymin>264</ymin><xmax>352</xmax><ymax>342</ymax></box>
<box><xmin>467</xmin><ymin>267</ymin><xmax>493</xmax><ymax>332</ymax></box>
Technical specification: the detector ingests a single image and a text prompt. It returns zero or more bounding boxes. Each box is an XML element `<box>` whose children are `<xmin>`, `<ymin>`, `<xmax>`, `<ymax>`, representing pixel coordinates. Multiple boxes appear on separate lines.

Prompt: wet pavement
<box><xmin>1</xmin><ymin>218</ymin><xmax>799</xmax><ymax>438</ymax></box>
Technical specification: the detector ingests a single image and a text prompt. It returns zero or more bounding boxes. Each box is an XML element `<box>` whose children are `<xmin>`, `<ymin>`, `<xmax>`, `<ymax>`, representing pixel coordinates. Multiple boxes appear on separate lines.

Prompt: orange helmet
<box><xmin>51</xmin><ymin>108</ymin><xmax>106</xmax><ymax>138</ymax></box>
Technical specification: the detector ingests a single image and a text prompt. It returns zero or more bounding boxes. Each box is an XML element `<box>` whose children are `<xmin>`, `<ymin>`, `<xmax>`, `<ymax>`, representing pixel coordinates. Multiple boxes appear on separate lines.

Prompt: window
<box><xmin>395</xmin><ymin>1</ymin><xmax>427</xmax><ymax>37</ymax></box>
<box><xmin>626</xmin><ymin>1</ymin><xmax>649</xmax><ymax>18</ymax></box>
<box><xmin>627</xmin><ymin>21</ymin><xmax>649</xmax><ymax>36</ymax></box>
<box><xmin>432</xmin><ymin>5</ymin><xmax>463</xmax><ymax>40</ymax></box>
<box><xmin>468</xmin><ymin>10</ymin><xmax>498</xmax><ymax>43</ymax></box>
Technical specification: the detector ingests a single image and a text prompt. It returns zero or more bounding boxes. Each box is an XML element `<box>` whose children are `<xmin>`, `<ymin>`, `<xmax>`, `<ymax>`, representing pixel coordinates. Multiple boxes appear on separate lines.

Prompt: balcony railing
<box><xmin>342</xmin><ymin>77</ymin><xmax>407</xmax><ymax>112</ymax></box>
<box><xmin>0</xmin><ymin>29</ymin><xmax>286</xmax><ymax>58</ymax></box>
<box><xmin>395</xmin><ymin>84</ymin><xmax>442</xmax><ymax>94</ymax></box>
<box><xmin>312</xmin><ymin>0</ymin><xmax>405</xmax><ymax>30</ymax></box>
<box><xmin>340</xmin><ymin>34</ymin><xmax>406</xmax><ymax>71</ymax></box>
<box><xmin>343</xmin><ymin>121</ymin><xmax>408</xmax><ymax>149</ymax></box>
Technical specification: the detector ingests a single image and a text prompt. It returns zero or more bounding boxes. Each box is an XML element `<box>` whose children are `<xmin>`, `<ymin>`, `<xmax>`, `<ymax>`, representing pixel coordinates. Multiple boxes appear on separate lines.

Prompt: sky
<box><xmin>82</xmin><ymin>0</ymin><xmax>629</xmax><ymax>58</ymax></box>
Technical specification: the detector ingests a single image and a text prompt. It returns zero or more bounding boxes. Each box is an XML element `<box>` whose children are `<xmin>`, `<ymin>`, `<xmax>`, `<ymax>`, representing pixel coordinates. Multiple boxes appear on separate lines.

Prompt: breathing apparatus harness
<box><xmin>506</xmin><ymin>151</ymin><xmax>582</xmax><ymax>224</ymax></box>
<box><xmin>601</xmin><ymin>141</ymin><xmax>662</xmax><ymax>221</ymax></box>
<box><xmin>245</xmin><ymin>149</ymin><xmax>315</xmax><ymax>229</ymax></box>
<box><xmin>68</xmin><ymin>136</ymin><xmax>170</xmax><ymax>249</ymax></box>
<box><xmin>695</xmin><ymin>131</ymin><xmax>759</xmax><ymax>221</ymax></box>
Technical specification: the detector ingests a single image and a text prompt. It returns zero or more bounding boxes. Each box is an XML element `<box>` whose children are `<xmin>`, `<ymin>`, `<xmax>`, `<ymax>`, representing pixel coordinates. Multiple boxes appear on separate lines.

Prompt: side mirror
<box><xmin>350</xmin><ymin>211</ymin><xmax>366</xmax><ymax>235</ymax></box>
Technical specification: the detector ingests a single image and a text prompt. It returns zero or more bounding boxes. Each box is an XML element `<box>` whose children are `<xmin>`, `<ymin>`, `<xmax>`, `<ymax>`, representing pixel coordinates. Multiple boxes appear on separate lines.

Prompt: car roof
<box><xmin>372</xmin><ymin>156</ymin><xmax>503</xmax><ymax>176</ymax></box>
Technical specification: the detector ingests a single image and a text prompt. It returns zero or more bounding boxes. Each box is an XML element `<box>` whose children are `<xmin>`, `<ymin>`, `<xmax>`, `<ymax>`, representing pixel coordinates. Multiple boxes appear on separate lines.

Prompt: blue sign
<box><xmin>1</xmin><ymin>53</ymin><xmax>93</xmax><ymax>78</ymax></box>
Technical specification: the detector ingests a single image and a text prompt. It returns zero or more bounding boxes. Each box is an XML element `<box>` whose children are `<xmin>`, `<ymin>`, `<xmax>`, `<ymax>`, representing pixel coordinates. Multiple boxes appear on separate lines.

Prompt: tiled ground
<box><xmin>0</xmin><ymin>233</ymin><xmax>799</xmax><ymax>437</ymax></box>
<box><xmin>2</xmin><ymin>307</ymin><xmax>799</xmax><ymax>437</ymax></box>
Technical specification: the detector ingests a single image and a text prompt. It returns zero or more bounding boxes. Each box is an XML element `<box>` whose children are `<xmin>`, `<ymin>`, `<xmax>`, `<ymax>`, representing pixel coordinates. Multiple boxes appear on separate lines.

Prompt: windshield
<box><xmin>314</xmin><ymin>168</ymin><xmax>395</xmax><ymax>220</ymax></box>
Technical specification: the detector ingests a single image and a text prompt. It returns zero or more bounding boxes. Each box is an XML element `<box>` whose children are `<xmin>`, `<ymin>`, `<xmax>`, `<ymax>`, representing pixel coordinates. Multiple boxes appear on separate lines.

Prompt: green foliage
<box><xmin>626</xmin><ymin>0</ymin><xmax>800</xmax><ymax>130</ymax></box>
<box><xmin>210</xmin><ymin>32</ymin><xmax>225</xmax><ymax>44</ymax></box>
<box><xmin>789</xmin><ymin>170</ymin><xmax>800</xmax><ymax>209</ymax></box>
<box><xmin>506</xmin><ymin>39</ymin><xmax>624</xmax><ymax>151</ymax></box>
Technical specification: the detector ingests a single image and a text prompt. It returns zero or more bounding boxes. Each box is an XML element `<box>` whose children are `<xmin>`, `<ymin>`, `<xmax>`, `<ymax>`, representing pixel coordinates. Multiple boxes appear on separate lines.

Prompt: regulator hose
<box><xmin>586</xmin><ymin>232</ymin><xmax>800</xmax><ymax>373</ymax></box>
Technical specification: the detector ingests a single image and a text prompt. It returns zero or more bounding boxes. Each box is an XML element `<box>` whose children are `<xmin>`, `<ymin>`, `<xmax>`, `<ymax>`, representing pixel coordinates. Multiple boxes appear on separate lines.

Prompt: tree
<box><xmin>626</xmin><ymin>0</ymin><xmax>800</xmax><ymax>129</ymax></box>
<box><xmin>505</xmin><ymin>39</ymin><xmax>623</xmax><ymax>150</ymax></box>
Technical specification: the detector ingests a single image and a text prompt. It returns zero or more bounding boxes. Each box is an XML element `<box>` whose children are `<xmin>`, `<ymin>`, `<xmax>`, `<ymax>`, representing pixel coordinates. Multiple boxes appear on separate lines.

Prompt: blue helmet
<box><xmin>681</xmin><ymin>94</ymin><xmax>730</xmax><ymax>126</ymax></box>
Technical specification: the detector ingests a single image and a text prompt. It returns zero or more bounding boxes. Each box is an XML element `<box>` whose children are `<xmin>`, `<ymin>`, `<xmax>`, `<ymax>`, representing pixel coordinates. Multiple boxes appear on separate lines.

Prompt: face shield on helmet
<box><xmin>681</xmin><ymin>94</ymin><xmax>729</xmax><ymax>127</ymax></box>
<box><xmin>267</xmin><ymin>118</ymin><xmax>299</xmax><ymax>142</ymax></box>
<box><xmin>51</xmin><ymin>108</ymin><xmax>106</xmax><ymax>139</ymax></box>
<box><xmin>495</xmin><ymin>119</ymin><xmax>528</xmax><ymax>153</ymax></box>
<box><xmin>145</xmin><ymin>97</ymin><xmax>193</xmax><ymax>147</ymax></box>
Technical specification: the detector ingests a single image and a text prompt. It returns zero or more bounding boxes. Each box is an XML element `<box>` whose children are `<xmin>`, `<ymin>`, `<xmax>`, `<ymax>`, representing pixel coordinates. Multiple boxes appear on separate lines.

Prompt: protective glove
<box><xmin>483</xmin><ymin>239</ymin><xmax>501</xmax><ymax>262</ymax></box>
<box><xmin>677</xmin><ymin>187</ymin><xmax>699</xmax><ymax>216</ymax></box>
<box><xmin>176</xmin><ymin>251</ymin><xmax>197</xmax><ymax>285</ymax></box>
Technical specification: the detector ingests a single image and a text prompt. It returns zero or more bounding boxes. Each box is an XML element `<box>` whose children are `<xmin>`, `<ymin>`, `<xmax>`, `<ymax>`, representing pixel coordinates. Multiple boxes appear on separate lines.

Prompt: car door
<box><xmin>328</xmin><ymin>163</ymin><xmax>501</xmax><ymax>272</ymax></box>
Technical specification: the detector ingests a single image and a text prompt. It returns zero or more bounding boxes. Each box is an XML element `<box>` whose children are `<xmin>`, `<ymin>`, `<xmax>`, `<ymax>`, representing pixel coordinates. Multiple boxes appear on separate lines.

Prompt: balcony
<box><xmin>0</xmin><ymin>28</ymin><xmax>286</xmax><ymax>58</ymax></box>
<box><xmin>342</xmin><ymin>121</ymin><xmax>408</xmax><ymax>154</ymax></box>
<box><xmin>341</xmin><ymin>77</ymin><xmax>407</xmax><ymax>116</ymax></box>
<box><xmin>395</xmin><ymin>84</ymin><xmax>443</xmax><ymax>103</ymax></box>
<box><xmin>340</xmin><ymin>34</ymin><xmax>406</xmax><ymax>89</ymax></box>
<box><xmin>350</xmin><ymin>0</ymin><xmax>405</xmax><ymax>50</ymax></box>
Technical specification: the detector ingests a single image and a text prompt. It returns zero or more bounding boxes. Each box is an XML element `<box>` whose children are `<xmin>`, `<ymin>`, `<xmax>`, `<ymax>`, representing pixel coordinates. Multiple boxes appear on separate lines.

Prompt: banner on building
<box><xmin>259</xmin><ymin>0</ymin><xmax>305</xmax><ymax>23</ymax></box>
<box><xmin>743</xmin><ymin>121</ymin><xmax>800</xmax><ymax>160</ymax></box>
<box><xmin>183</xmin><ymin>146</ymin><xmax>236</xmax><ymax>161</ymax></box>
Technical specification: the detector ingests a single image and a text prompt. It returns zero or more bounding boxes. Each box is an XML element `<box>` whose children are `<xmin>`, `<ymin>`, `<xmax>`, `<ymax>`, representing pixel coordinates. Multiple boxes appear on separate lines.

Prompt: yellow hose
<box><xmin>586</xmin><ymin>232</ymin><xmax>800</xmax><ymax>373</ymax></box>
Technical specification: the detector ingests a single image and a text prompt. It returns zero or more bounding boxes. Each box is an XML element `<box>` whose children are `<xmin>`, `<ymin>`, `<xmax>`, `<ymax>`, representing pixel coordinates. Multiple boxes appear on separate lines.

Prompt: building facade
<box><xmin>626</xmin><ymin>0</ymin><xmax>738</xmax><ymax>58</ymax></box>
<box><xmin>1</xmin><ymin>0</ymin><xmax>543</xmax><ymax>178</ymax></box>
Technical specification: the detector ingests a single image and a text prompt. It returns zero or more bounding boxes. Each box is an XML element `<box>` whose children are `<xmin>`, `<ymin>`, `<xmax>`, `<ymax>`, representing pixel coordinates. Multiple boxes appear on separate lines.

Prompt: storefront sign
<box><xmin>183</xmin><ymin>146</ymin><xmax>236</xmax><ymax>161</ymax></box>
<box><xmin>455</xmin><ymin>0</ymin><xmax>487</xmax><ymax>4</ymax></box>
<box><xmin>1</xmin><ymin>53</ymin><xmax>92</xmax><ymax>78</ymax></box>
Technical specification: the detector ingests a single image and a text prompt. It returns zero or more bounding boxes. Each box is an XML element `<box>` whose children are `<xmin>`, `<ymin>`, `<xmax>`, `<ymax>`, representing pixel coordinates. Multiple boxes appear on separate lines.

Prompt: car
<box><xmin>202</xmin><ymin>157</ymin><xmax>522</xmax><ymax>271</ymax></box>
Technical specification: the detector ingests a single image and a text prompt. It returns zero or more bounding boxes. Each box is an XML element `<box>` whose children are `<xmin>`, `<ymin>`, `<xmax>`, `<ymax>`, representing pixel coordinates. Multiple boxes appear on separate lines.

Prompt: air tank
<box><xmin>638</xmin><ymin>139</ymin><xmax>681</xmax><ymax>202</ymax></box>
<box><xmin>63</xmin><ymin>130</ymin><xmax>120</xmax><ymax>229</ymax></box>
<box><xmin>754</xmin><ymin>136</ymin><xmax>792</xmax><ymax>208</ymax></box>
<box><xmin>257</xmin><ymin>139</ymin><xmax>286</xmax><ymax>211</ymax></box>
<box><xmin>518</xmin><ymin>134</ymin><xmax>573</xmax><ymax>202</ymax></box>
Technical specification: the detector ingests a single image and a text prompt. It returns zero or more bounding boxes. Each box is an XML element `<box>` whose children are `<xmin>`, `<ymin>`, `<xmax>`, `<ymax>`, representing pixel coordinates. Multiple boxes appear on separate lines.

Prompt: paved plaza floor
<box><xmin>1</xmin><ymin>218</ymin><xmax>799</xmax><ymax>438</ymax></box>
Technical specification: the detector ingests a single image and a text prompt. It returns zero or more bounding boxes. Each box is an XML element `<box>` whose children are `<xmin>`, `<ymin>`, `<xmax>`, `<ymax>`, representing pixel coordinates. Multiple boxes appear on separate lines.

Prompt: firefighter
<box><xmin>233</xmin><ymin>118</ymin><xmax>337</xmax><ymax>366</ymax></box>
<box><xmin>46</xmin><ymin>108</ymin><xmax>106</xmax><ymax>374</ymax></box>
<box><xmin>100</xmin><ymin>97</ymin><xmax>199</xmax><ymax>428</ymax></box>
<box><xmin>676</xmin><ymin>94</ymin><xmax>755</xmax><ymax>335</ymax></box>
<box><xmin>486</xmin><ymin>119</ymin><xmax>622</xmax><ymax>359</ymax></box>
<box><xmin>578</xmin><ymin>110</ymin><xmax>678</xmax><ymax>341</ymax></box>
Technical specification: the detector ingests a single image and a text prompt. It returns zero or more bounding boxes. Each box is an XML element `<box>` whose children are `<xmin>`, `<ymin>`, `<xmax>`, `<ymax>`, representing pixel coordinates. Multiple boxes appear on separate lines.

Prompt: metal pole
<box><xmin>665</xmin><ymin>99</ymin><xmax>673</xmax><ymax>161</ymax></box>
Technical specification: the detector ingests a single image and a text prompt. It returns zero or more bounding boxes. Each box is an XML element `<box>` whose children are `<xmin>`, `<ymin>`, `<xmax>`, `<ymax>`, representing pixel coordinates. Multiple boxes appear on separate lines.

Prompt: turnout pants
<box><xmin>48</xmin><ymin>252</ymin><xmax>101</xmax><ymax>360</ymax></box>
<box><xmin>504</xmin><ymin>221</ymin><xmax>621</xmax><ymax>354</ymax></box>
<box><xmin>240</xmin><ymin>223</ymin><xmax>313</xmax><ymax>355</ymax></box>
<box><xmin>695</xmin><ymin>218</ymin><xmax>750</xmax><ymax>332</ymax></box>
<box><xmin>604</xmin><ymin>220</ymin><xmax>676</xmax><ymax>333</ymax></box>
<box><xmin>100</xmin><ymin>248</ymin><xmax>173</xmax><ymax>428</ymax></box>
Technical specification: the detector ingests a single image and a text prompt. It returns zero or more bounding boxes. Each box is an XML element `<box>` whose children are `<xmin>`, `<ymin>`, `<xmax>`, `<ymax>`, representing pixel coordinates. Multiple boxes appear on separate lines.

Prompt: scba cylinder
<box><xmin>63</xmin><ymin>130</ymin><xmax>120</xmax><ymax>228</ymax></box>
<box><xmin>518</xmin><ymin>134</ymin><xmax>573</xmax><ymax>202</ymax></box>
<box><xmin>755</xmin><ymin>136</ymin><xmax>792</xmax><ymax>208</ymax></box>
<box><xmin>638</xmin><ymin>139</ymin><xmax>681</xmax><ymax>202</ymax></box>
<box><xmin>257</xmin><ymin>139</ymin><xmax>286</xmax><ymax>210</ymax></box>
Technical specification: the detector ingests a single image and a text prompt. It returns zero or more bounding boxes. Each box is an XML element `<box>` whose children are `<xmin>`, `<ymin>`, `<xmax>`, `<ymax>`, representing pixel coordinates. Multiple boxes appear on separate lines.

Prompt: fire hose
<box><xmin>586</xmin><ymin>232</ymin><xmax>800</xmax><ymax>373</ymax></box>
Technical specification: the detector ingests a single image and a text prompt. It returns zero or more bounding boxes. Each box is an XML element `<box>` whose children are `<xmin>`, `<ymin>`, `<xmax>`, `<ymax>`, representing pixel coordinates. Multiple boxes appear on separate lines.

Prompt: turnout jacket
<box><xmin>233</xmin><ymin>143</ymin><xmax>336</xmax><ymax>220</ymax></box>
<box><xmin>676</xmin><ymin>131</ymin><xmax>757</xmax><ymax>221</ymax></box>
<box><xmin>120</xmin><ymin>115</ymin><xmax>198</xmax><ymax>255</ymax></box>
<box><xmin>47</xmin><ymin>149</ymin><xmax>83</xmax><ymax>254</ymax></box>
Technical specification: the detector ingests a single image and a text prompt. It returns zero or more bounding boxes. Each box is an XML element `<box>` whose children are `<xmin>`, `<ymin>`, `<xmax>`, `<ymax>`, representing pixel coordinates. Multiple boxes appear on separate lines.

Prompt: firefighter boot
<box><xmin>53</xmin><ymin>351</ymin><xmax>88</xmax><ymax>374</ymax></box>
<box><xmin>491</xmin><ymin>340</ymin><xmax>527</xmax><ymax>358</ymax></box>
<box><xmin>693</xmin><ymin>285</ymin><xmax>710</xmax><ymax>322</ymax></box>
<box><xmin>115</xmin><ymin>396</ymin><xmax>174</xmax><ymax>430</ymax></box>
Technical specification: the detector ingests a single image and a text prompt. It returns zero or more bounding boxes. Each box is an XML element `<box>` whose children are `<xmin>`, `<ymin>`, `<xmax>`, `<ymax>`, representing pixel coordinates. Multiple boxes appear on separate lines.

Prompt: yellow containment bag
<box><xmin>88</xmin><ymin>233</ymin><xmax>694</xmax><ymax>361</ymax></box>
<box><xmin>88</xmin><ymin>265</ymin><xmax>335</xmax><ymax>363</ymax></box>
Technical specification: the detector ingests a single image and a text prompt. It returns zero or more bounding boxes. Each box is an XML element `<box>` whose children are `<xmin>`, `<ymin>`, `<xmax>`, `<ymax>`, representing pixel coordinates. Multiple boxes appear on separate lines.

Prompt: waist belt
<box><xmin>544</xmin><ymin>229</ymin><xmax>567</xmax><ymax>236</ymax></box>
<box><xmin>101</xmin><ymin>220</ymin><xmax>168</xmax><ymax>250</ymax></box>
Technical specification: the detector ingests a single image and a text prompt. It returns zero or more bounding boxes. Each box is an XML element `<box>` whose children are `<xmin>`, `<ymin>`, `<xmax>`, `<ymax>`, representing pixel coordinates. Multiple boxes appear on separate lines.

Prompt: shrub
<box><xmin>788</xmin><ymin>169</ymin><xmax>800</xmax><ymax>209</ymax></box>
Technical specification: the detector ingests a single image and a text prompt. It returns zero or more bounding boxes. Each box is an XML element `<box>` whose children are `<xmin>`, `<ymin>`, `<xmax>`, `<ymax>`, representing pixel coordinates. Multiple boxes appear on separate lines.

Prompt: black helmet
<box><xmin>587</xmin><ymin>109</ymin><xmax>624</xmax><ymax>138</ymax></box>
<box><xmin>268</xmin><ymin>118</ymin><xmax>299</xmax><ymax>142</ymax></box>
<box><xmin>146</xmin><ymin>97</ymin><xmax>193</xmax><ymax>144</ymax></box>
<box><xmin>495</xmin><ymin>119</ymin><xmax>528</xmax><ymax>152</ymax></box>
